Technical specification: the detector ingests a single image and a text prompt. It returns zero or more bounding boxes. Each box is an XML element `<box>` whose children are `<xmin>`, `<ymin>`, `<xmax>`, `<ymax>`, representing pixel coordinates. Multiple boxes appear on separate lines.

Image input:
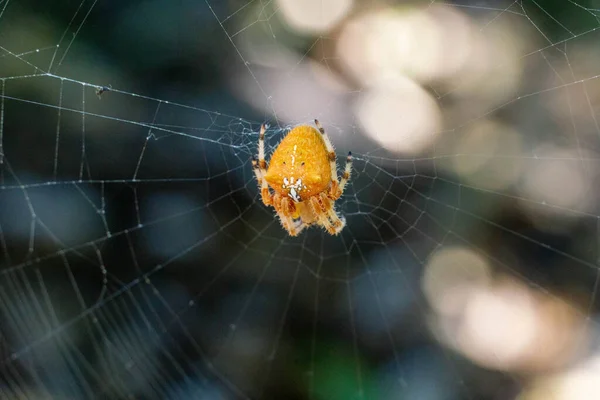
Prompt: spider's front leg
<box><xmin>319</xmin><ymin>192</ymin><xmax>346</xmax><ymax>233</ymax></box>
<box><xmin>258</xmin><ymin>124</ymin><xmax>267</xmax><ymax>171</ymax></box>
<box><xmin>252</xmin><ymin>158</ymin><xmax>273</xmax><ymax>206</ymax></box>
<box><xmin>308</xmin><ymin>196</ymin><xmax>340</xmax><ymax>235</ymax></box>
<box><xmin>274</xmin><ymin>194</ymin><xmax>307</xmax><ymax>236</ymax></box>
<box><xmin>336</xmin><ymin>151</ymin><xmax>353</xmax><ymax>197</ymax></box>
<box><xmin>329</xmin><ymin>151</ymin><xmax>353</xmax><ymax>199</ymax></box>
<box><xmin>314</xmin><ymin>120</ymin><xmax>353</xmax><ymax>200</ymax></box>
<box><xmin>253</xmin><ymin>124</ymin><xmax>273</xmax><ymax>206</ymax></box>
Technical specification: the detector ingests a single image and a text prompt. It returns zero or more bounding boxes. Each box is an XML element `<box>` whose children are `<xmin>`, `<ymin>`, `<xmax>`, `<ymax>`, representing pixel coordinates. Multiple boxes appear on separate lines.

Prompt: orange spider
<box><xmin>252</xmin><ymin>119</ymin><xmax>352</xmax><ymax>236</ymax></box>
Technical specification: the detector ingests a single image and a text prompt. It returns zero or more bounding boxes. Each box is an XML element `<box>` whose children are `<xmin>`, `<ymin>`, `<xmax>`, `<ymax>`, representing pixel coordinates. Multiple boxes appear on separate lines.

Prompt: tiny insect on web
<box><xmin>252</xmin><ymin>119</ymin><xmax>352</xmax><ymax>236</ymax></box>
<box><xmin>95</xmin><ymin>84</ymin><xmax>112</xmax><ymax>99</ymax></box>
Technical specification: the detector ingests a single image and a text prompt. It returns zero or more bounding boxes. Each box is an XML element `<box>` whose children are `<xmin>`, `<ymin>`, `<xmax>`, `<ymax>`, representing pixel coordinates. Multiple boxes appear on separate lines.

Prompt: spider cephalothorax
<box><xmin>252</xmin><ymin>120</ymin><xmax>352</xmax><ymax>236</ymax></box>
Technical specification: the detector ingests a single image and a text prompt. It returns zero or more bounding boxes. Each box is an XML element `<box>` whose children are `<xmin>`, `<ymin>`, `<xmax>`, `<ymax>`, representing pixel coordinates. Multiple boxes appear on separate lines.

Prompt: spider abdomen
<box><xmin>265</xmin><ymin>125</ymin><xmax>331</xmax><ymax>202</ymax></box>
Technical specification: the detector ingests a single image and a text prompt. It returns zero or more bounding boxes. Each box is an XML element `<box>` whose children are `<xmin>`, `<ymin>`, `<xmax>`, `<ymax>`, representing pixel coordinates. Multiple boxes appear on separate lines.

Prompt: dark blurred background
<box><xmin>1</xmin><ymin>0</ymin><xmax>600</xmax><ymax>399</ymax></box>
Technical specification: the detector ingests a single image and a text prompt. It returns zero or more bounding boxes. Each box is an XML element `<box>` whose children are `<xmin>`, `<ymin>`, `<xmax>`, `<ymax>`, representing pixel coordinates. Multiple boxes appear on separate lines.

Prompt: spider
<box><xmin>252</xmin><ymin>119</ymin><xmax>352</xmax><ymax>236</ymax></box>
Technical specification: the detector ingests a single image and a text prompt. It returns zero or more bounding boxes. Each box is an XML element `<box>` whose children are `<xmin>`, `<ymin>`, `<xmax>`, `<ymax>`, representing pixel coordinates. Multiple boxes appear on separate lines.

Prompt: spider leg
<box><xmin>258</xmin><ymin>124</ymin><xmax>268</xmax><ymax>174</ymax></box>
<box><xmin>252</xmin><ymin>158</ymin><xmax>273</xmax><ymax>206</ymax></box>
<box><xmin>277</xmin><ymin>211</ymin><xmax>300</xmax><ymax>236</ymax></box>
<box><xmin>253</xmin><ymin>124</ymin><xmax>273</xmax><ymax>206</ymax></box>
<box><xmin>335</xmin><ymin>151</ymin><xmax>353</xmax><ymax>199</ymax></box>
<box><xmin>251</xmin><ymin>158</ymin><xmax>262</xmax><ymax>181</ymax></box>
<box><xmin>317</xmin><ymin>193</ymin><xmax>346</xmax><ymax>234</ymax></box>
<box><xmin>314</xmin><ymin>119</ymin><xmax>339</xmax><ymax>188</ymax></box>
<box><xmin>289</xmin><ymin>217</ymin><xmax>309</xmax><ymax>236</ymax></box>
<box><xmin>275</xmin><ymin>194</ymin><xmax>307</xmax><ymax>236</ymax></box>
<box><xmin>308</xmin><ymin>196</ymin><xmax>339</xmax><ymax>235</ymax></box>
<box><xmin>283</xmin><ymin>196</ymin><xmax>310</xmax><ymax>235</ymax></box>
<box><xmin>319</xmin><ymin>193</ymin><xmax>346</xmax><ymax>234</ymax></box>
<box><xmin>314</xmin><ymin>119</ymin><xmax>352</xmax><ymax>199</ymax></box>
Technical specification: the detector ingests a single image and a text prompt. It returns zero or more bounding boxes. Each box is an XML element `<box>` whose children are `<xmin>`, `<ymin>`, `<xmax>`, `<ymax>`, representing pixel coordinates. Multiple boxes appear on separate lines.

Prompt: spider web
<box><xmin>1</xmin><ymin>0</ymin><xmax>600</xmax><ymax>398</ymax></box>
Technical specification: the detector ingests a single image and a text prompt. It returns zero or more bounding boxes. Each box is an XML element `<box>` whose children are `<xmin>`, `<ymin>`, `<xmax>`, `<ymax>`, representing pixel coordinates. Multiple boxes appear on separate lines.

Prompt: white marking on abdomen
<box><xmin>289</xmin><ymin>187</ymin><xmax>300</xmax><ymax>202</ymax></box>
<box><xmin>286</xmin><ymin>176</ymin><xmax>303</xmax><ymax>202</ymax></box>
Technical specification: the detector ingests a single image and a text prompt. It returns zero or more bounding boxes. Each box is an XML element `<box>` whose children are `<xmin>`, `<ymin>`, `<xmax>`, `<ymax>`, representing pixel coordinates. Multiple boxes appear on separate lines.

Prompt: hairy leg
<box><xmin>309</xmin><ymin>196</ymin><xmax>338</xmax><ymax>235</ymax></box>
<box><xmin>252</xmin><ymin>158</ymin><xmax>273</xmax><ymax>206</ymax></box>
<box><xmin>333</xmin><ymin>151</ymin><xmax>353</xmax><ymax>199</ymax></box>
<box><xmin>258</xmin><ymin>124</ymin><xmax>267</xmax><ymax>172</ymax></box>
<box><xmin>274</xmin><ymin>194</ymin><xmax>307</xmax><ymax>236</ymax></box>
<box><xmin>319</xmin><ymin>193</ymin><xmax>345</xmax><ymax>234</ymax></box>
<box><xmin>314</xmin><ymin>119</ymin><xmax>352</xmax><ymax>200</ymax></box>
<box><xmin>314</xmin><ymin>119</ymin><xmax>340</xmax><ymax>192</ymax></box>
<box><xmin>254</xmin><ymin>124</ymin><xmax>272</xmax><ymax>206</ymax></box>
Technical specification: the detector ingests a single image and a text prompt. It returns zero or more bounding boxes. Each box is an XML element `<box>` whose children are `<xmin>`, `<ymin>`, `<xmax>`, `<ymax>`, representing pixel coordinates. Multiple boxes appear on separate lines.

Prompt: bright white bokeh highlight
<box><xmin>455</xmin><ymin>283</ymin><xmax>539</xmax><ymax>370</ymax></box>
<box><xmin>355</xmin><ymin>75</ymin><xmax>441</xmax><ymax>154</ymax></box>
<box><xmin>423</xmin><ymin>247</ymin><xmax>491</xmax><ymax>318</ymax></box>
<box><xmin>337</xmin><ymin>6</ymin><xmax>475</xmax><ymax>84</ymax></box>
<box><xmin>277</xmin><ymin>0</ymin><xmax>353</xmax><ymax>33</ymax></box>
<box><xmin>427</xmin><ymin>262</ymin><xmax>587</xmax><ymax>374</ymax></box>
